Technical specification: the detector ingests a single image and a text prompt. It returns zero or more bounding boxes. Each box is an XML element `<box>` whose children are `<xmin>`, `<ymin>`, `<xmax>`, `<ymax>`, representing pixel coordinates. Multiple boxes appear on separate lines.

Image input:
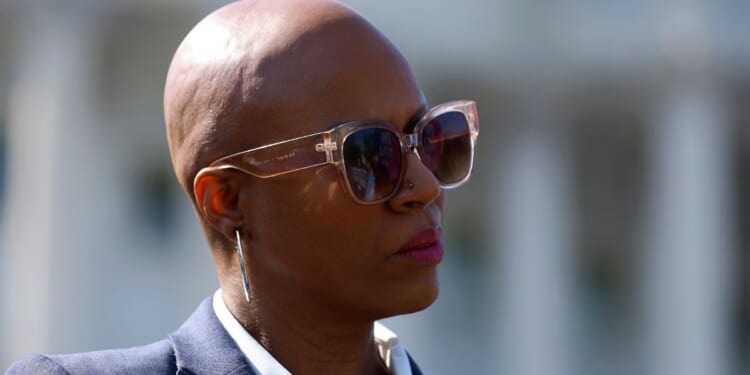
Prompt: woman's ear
<box><xmin>193</xmin><ymin>168</ymin><xmax>245</xmax><ymax>241</ymax></box>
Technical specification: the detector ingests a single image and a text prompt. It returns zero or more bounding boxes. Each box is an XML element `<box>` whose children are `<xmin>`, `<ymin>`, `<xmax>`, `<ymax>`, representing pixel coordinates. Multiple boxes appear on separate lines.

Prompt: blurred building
<box><xmin>1</xmin><ymin>1</ymin><xmax>748</xmax><ymax>374</ymax></box>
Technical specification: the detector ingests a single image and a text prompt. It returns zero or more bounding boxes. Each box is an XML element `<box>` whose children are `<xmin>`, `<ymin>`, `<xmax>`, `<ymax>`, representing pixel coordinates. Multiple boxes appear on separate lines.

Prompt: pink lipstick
<box><xmin>393</xmin><ymin>228</ymin><xmax>444</xmax><ymax>265</ymax></box>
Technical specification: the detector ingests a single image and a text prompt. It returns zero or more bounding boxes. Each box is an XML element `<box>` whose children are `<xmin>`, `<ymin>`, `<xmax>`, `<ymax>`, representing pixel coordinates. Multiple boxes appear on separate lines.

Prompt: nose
<box><xmin>387</xmin><ymin>151</ymin><xmax>443</xmax><ymax>212</ymax></box>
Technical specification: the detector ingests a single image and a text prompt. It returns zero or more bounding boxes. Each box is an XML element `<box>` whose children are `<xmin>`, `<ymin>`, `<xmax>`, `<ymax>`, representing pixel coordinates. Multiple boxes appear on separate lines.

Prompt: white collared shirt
<box><xmin>212</xmin><ymin>289</ymin><xmax>413</xmax><ymax>375</ymax></box>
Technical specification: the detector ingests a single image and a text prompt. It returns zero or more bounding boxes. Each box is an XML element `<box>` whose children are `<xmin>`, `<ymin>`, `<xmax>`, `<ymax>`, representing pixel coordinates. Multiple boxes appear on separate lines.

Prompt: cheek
<box><xmin>245</xmin><ymin>168</ymin><xmax>385</xmax><ymax>282</ymax></box>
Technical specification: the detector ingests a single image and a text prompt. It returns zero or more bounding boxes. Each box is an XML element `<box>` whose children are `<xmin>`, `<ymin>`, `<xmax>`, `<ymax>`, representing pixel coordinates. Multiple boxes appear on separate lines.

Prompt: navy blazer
<box><xmin>6</xmin><ymin>297</ymin><xmax>425</xmax><ymax>374</ymax></box>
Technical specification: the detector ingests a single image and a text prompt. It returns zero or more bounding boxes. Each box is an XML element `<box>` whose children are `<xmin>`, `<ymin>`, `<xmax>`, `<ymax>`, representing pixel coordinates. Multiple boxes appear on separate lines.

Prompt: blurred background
<box><xmin>0</xmin><ymin>0</ymin><xmax>748</xmax><ymax>374</ymax></box>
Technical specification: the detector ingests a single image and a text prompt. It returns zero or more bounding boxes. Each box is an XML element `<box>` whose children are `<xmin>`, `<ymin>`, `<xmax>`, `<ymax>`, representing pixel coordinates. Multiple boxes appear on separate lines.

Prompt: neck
<box><xmin>223</xmin><ymin>286</ymin><xmax>389</xmax><ymax>375</ymax></box>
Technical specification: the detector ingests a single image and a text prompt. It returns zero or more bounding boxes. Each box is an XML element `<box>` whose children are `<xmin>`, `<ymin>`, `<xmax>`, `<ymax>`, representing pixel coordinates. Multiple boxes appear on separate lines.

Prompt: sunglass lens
<box><xmin>420</xmin><ymin>111</ymin><xmax>472</xmax><ymax>184</ymax></box>
<box><xmin>343</xmin><ymin>128</ymin><xmax>402</xmax><ymax>202</ymax></box>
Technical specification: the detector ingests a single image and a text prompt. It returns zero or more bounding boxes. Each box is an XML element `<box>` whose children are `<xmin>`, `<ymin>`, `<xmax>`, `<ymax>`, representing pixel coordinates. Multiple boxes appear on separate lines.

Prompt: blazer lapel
<box><xmin>169</xmin><ymin>297</ymin><xmax>259</xmax><ymax>375</ymax></box>
<box><xmin>407</xmin><ymin>352</ymin><xmax>424</xmax><ymax>375</ymax></box>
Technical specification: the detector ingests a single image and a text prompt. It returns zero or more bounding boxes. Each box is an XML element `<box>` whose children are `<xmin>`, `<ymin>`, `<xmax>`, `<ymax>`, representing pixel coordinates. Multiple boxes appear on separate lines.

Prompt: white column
<box><xmin>644</xmin><ymin>2</ymin><xmax>735</xmax><ymax>374</ymax></box>
<box><xmin>1</xmin><ymin>9</ymin><xmax>100</xmax><ymax>366</ymax></box>
<box><xmin>643</xmin><ymin>81</ymin><xmax>734</xmax><ymax>375</ymax></box>
<box><xmin>493</xmin><ymin>98</ymin><xmax>574</xmax><ymax>375</ymax></box>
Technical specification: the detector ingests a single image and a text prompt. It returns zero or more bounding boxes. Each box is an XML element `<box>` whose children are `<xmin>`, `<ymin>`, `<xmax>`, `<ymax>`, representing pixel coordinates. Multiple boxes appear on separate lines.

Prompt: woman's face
<box><xmin>235</xmin><ymin>38</ymin><xmax>445</xmax><ymax>320</ymax></box>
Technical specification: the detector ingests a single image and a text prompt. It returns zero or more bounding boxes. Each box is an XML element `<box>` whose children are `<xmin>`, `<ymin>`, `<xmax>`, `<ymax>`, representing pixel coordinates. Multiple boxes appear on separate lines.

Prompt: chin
<box><xmin>375</xmin><ymin>270</ymin><xmax>440</xmax><ymax>318</ymax></box>
<box><xmin>400</xmin><ymin>287</ymin><xmax>439</xmax><ymax>314</ymax></box>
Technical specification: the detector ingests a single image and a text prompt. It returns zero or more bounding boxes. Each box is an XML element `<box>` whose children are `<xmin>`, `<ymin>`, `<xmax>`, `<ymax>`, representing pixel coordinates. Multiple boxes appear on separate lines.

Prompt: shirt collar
<box><xmin>212</xmin><ymin>289</ymin><xmax>412</xmax><ymax>375</ymax></box>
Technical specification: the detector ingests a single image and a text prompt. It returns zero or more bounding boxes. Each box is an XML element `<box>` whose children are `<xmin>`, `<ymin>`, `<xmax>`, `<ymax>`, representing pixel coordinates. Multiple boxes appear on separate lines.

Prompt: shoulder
<box><xmin>5</xmin><ymin>340</ymin><xmax>176</xmax><ymax>375</ymax></box>
<box><xmin>5</xmin><ymin>354</ymin><xmax>68</xmax><ymax>375</ymax></box>
<box><xmin>6</xmin><ymin>296</ymin><xmax>248</xmax><ymax>375</ymax></box>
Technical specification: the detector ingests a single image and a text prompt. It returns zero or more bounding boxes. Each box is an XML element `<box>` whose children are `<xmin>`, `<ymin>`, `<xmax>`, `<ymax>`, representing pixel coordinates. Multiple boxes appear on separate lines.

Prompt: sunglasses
<box><xmin>196</xmin><ymin>100</ymin><xmax>479</xmax><ymax>204</ymax></box>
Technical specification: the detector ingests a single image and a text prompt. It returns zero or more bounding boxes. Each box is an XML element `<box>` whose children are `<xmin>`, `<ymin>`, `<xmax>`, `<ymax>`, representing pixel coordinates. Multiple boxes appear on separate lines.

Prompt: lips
<box><xmin>393</xmin><ymin>228</ymin><xmax>444</xmax><ymax>264</ymax></box>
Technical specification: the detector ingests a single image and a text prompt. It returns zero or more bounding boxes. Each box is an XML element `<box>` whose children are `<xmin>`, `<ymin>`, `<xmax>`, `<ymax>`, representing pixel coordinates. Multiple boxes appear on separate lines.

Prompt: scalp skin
<box><xmin>163</xmin><ymin>0</ymin><xmax>415</xmax><ymax>202</ymax></box>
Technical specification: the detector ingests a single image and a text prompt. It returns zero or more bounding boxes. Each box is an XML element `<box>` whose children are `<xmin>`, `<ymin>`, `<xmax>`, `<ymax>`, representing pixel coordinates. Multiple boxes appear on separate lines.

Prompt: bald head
<box><xmin>164</xmin><ymin>0</ymin><xmax>419</xmax><ymax>200</ymax></box>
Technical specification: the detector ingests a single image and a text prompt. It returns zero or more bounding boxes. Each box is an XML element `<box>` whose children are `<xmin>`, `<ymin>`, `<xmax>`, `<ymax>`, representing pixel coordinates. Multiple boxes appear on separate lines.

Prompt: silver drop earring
<box><xmin>235</xmin><ymin>229</ymin><xmax>251</xmax><ymax>303</ymax></box>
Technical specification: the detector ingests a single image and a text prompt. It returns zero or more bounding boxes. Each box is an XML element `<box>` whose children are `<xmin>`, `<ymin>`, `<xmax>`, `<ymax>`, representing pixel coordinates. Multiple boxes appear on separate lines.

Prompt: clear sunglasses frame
<box><xmin>194</xmin><ymin>100</ymin><xmax>479</xmax><ymax>205</ymax></box>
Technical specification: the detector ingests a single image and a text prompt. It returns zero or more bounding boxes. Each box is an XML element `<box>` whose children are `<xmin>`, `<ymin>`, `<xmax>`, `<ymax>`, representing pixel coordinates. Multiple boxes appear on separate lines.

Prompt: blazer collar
<box><xmin>168</xmin><ymin>296</ymin><xmax>425</xmax><ymax>375</ymax></box>
<box><xmin>169</xmin><ymin>296</ymin><xmax>258</xmax><ymax>375</ymax></box>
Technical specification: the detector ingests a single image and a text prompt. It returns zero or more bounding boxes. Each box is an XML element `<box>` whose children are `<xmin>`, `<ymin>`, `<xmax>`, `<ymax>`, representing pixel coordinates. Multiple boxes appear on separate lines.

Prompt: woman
<box><xmin>6</xmin><ymin>0</ymin><xmax>478</xmax><ymax>374</ymax></box>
